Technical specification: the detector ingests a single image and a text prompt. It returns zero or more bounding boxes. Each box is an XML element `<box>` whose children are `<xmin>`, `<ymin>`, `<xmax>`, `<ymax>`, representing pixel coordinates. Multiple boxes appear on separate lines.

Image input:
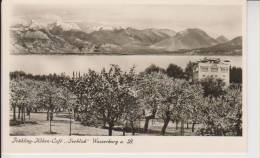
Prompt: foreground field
<box><xmin>10</xmin><ymin>112</ymin><xmax>198</xmax><ymax>136</ymax></box>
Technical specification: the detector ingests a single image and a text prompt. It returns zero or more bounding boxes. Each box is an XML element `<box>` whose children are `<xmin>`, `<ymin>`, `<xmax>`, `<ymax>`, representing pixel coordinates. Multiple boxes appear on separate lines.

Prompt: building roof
<box><xmin>196</xmin><ymin>57</ymin><xmax>230</xmax><ymax>65</ymax></box>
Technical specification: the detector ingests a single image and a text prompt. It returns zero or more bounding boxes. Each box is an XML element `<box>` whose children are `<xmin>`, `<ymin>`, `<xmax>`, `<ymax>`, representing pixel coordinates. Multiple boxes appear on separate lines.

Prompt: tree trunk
<box><xmin>76</xmin><ymin>115</ymin><xmax>80</xmax><ymax>121</ymax></box>
<box><xmin>102</xmin><ymin>119</ymin><xmax>106</xmax><ymax>128</ymax></box>
<box><xmin>47</xmin><ymin>109</ymin><xmax>49</xmax><ymax>121</ymax></box>
<box><xmin>27</xmin><ymin>108</ymin><xmax>31</xmax><ymax>120</ymax></box>
<box><xmin>23</xmin><ymin>107</ymin><xmax>26</xmax><ymax>122</ymax></box>
<box><xmin>73</xmin><ymin>108</ymin><xmax>77</xmax><ymax>118</ymax></box>
<box><xmin>12</xmin><ymin>106</ymin><xmax>16</xmax><ymax>121</ymax></box>
<box><xmin>18</xmin><ymin>107</ymin><xmax>21</xmax><ymax>119</ymax></box>
<box><xmin>138</xmin><ymin>119</ymin><xmax>141</xmax><ymax>133</ymax></box>
<box><xmin>192</xmin><ymin>123</ymin><xmax>196</xmax><ymax>132</ymax></box>
<box><xmin>144</xmin><ymin>115</ymin><xmax>155</xmax><ymax>133</ymax></box>
<box><xmin>55</xmin><ymin>108</ymin><xmax>59</xmax><ymax>115</ymax></box>
<box><xmin>69</xmin><ymin>111</ymin><xmax>72</xmax><ymax>136</ymax></box>
<box><xmin>28</xmin><ymin>111</ymin><xmax>31</xmax><ymax>120</ymax></box>
<box><xmin>130</xmin><ymin>121</ymin><xmax>135</xmax><ymax>135</ymax></box>
<box><xmin>161</xmin><ymin>118</ymin><xmax>170</xmax><ymax>135</ymax></box>
<box><xmin>49</xmin><ymin>115</ymin><xmax>52</xmax><ymax>133</ymax></box>
<box><xmin>21</xmin><ymin>108</ymin><xmax>24</xmax><ymax>123</ymax></box>
<box><xmin>74</xmin><ymin>106</ymin><xmax>80</xmax><ymax>121</ymax></box>
<box><xmin>175</xmin><ymin>120</ymin><xmax>179</xmax><ymax>130</ymax></box>
<box><xmin>186</xmin><ymin>123</ymin><xmax>189</xmax><ymax>129</ymax></box>
<box><xmin>123</xmin><ymin>128</ymin><xmax>126</xmax><ymax>136</ymax></box>
<box><xmin>123</xmin><ymin>121</ymin><xmax>128</xmax><ymax>136</ymax></box>
<box><xmin>50</xmin><ymin>108</ymin><xmax>54</xmax><ymax>121</ymax></box>
<box><xmin>144</xmin><ymin>118</ymin><xmax>150</xmax><ymax>133</ymax></box>
<box><xmin>26</xmin><ymin>108</ymin><xmax>30</xmax><ymax>115</ymax></box>
<box><xmin>108</xmin><ymin>123</ymin><xmax>114</xmax><ymax>136</ymax></box>
<box><xmin>180</xmin><ymin>120</ymin><xmax>184</xmax><ymax>136</ymax></box>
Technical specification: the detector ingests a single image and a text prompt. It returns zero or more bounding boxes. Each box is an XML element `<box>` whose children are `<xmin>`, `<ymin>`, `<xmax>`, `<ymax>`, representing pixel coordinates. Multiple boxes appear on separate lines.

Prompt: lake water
<box><xmin>10</xmin><ymin>55</ymin><xmax>242</xmax><ymax>75</ymax></box>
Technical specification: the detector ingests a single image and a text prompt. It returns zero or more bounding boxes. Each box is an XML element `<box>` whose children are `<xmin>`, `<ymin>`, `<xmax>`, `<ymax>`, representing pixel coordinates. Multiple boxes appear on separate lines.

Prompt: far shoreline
<box><xmin>11</xmin><ymin>53</ymin><xmax>243</xmax><ymax>56</ymax></box>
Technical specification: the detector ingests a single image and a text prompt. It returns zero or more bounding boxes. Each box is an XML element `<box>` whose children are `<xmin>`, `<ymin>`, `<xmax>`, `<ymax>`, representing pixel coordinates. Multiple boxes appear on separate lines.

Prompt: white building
<box><xmin>193</xmin><ymin>58</ymin><xmax>230</xmax><ymax>86</ymax></box>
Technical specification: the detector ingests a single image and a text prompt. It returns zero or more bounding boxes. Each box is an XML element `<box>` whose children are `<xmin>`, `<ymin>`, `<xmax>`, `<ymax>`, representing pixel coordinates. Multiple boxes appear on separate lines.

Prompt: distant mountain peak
<box><xmin>228</xmin><ymin>36</ymin><xmax>242</xmax><ymax>46</ymax></box>
<box><xmin>152</xmin><ymin>28</ymin><xmax>218</xmax><ymax>51</ymax></box>
<box><xmin>195</xmin><ymin>35</ymin><xmax>242</xmax><ymax>55</ymax></box>
<box><xmin>27</xmin><ymin>19</ymin><xmax>47</xmax><ymax>30</ymax></box>
<box><xmin>186</xmin><ymin>28</ymin><xmax>205</xmax><ymax>32</ymax></box>
<box><xmin>216</xmin><ymin>35</ymin><xmax>229</xmax><ymax>43</ymax></box>
<box><xmin>179</xmin><ymin>28</ymin><xmax>204</xmax><ymax>33</ymax></box>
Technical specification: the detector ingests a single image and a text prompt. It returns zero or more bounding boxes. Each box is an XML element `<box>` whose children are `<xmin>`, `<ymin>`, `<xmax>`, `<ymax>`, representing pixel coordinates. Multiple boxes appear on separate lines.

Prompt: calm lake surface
<box><xmin>10</xmin><ymin>55</ymin><xmax>242</xmax><ymax>75</ymax></box>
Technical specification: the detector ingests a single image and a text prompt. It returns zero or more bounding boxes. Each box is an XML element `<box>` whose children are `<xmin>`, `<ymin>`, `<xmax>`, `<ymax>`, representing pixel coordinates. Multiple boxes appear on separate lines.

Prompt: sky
<box><xmin>13</xmin><ymin>4</ymin><xmax>242</xmax><ymax>39</ymax></box>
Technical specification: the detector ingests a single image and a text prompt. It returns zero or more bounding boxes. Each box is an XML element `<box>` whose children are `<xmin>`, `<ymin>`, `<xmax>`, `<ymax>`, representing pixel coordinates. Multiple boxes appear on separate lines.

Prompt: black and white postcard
<box><xmin>2</xmin><ymin>0</ymin><xmax>247</xmax><ymax>154</ymax></box>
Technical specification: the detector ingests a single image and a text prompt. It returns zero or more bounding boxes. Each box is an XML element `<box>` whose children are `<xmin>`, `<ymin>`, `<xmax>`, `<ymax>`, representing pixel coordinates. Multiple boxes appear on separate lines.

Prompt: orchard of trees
<box><xmin>9</xmin><ymin>63</ymin><xmax>243</xmax><ymax>136</ymax></box>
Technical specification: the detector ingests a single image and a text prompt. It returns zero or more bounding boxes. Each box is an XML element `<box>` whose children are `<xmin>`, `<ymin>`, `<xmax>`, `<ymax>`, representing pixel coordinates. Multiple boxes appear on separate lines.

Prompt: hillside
<box><xmin>9</xmin><ymin>20</ymin><xmax>242</xmax><ymax>55</ymax></box>
<box><xmin>151</xmin><ymin>28</ymin><xmax>218</xmax><ymax>51</ymax></box>
<box><xmin>87</xmin><ymin>27</ymin><xmax>175</xmax><ymax>47</ymax></box>
<box><xmin>10</xmin><ymin>20</ymin><xmax>177</xmax><ymax>54</ymax></box>
<box><xmin>192</xmin><ymin>36</ymin><xmax>242</xmax><ymax>55</ymax></box>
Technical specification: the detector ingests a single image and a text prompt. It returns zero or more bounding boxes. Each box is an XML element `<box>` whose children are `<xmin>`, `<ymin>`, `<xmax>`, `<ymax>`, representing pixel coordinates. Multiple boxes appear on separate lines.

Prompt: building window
<box><xmin>221</xmin><ymin>67</ymin><xmax>228</xmax><ymax>73</ymax></box>
<box><xmin>211</xmin><ymin>67</ymin><xmax>218</xmax><ymax>72</ymax></box>
<box><xmin>202</xmin><ymin>75</ymin><xmax>206</xmax><ymax>77</ymax></box>
<box><xmin>200</xmin><ymin>66</ymin><xmax>208</xmax><ymax>72</ymax></box>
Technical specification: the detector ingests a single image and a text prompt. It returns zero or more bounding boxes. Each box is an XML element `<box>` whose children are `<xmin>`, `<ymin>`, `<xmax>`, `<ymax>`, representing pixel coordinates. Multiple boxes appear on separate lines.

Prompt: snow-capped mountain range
<box><xmin>12</xmin><ymin>19</ymin><xmax>81</xmax><ymax>31</ymax></box>
<box><xmin>10</xmin><ymin>19</ymin><xmax>242</xmax><ymax>55</ymax></box>
<box><xmin>47</xmin><ymin>20</ymin><xmax>81</xmax><ymax>31</ymax></box>
<box><xmin>12</xmin><ymin>19</ymin><xmax>125</xmax><ymax>33</ymax></box>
